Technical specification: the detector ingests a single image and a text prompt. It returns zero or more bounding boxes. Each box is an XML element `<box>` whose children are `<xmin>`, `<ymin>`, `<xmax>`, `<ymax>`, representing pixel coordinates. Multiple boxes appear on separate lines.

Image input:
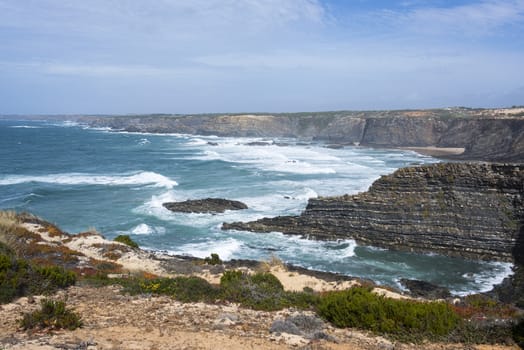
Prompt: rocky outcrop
<box><xmin>223</xmin><ymin>163</ymin><xmax>524</xmax><ymax>262</ymax></box>
<box><xmin>163</xmin><ymin>198</ymin><xmax>248</xmax><ymax>214</ymax></box>
<box><xmin>399</xmin><ymin>279</ymin><xmax>451</xmax><ymax>299</ymax></box>
<box><xmin>83</xmin><ymin>108</ymin><xmax>524</xmax><ymax>162</ymax></box>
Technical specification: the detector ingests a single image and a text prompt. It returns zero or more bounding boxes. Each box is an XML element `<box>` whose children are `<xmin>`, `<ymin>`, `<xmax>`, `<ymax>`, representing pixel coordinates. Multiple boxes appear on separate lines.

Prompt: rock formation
<box><xmin>163</xmin><ymin>198</ymin><xmax>248</xmax><ymax>214</ymax></box>
<box><xmin>223</xmin><ymin>163</ymin><xmax>524</xmax><ymax>262</ymax></box>
<box><xmin>83</xmin><ymin>108</ymin><xmax>524</xmax><ymax>162</ymax></box>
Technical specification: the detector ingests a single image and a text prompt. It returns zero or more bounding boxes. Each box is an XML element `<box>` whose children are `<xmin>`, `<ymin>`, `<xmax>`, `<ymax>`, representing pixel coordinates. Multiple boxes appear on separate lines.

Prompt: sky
<box><xmin>0</xmin><ymin>0</ymin><xmax>523</xmax><ymax>114</ymax></box>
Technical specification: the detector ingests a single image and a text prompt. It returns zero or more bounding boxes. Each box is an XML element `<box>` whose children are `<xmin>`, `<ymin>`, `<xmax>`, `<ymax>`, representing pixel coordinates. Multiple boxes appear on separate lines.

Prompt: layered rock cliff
<box><xmin>84</xmin><ymin>108</ymin><xmax>524</xmax><ymax>162</ymax></box>
<box><xmin>223</xmin><ymin>163</ymin><xmax>524</xmax><ymax>262</ymax></box>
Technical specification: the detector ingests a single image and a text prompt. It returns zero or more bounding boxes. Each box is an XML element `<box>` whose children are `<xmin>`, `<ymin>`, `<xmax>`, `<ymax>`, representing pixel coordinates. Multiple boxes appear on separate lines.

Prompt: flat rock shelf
<box><xmin>163</xmin><ymin>198</ymin><xmax>248</xmax><ymax>214</ymax></box>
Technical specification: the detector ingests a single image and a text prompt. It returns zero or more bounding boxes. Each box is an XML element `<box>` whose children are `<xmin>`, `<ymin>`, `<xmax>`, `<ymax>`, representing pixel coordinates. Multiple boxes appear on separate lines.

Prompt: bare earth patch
<box><xmin>1</xmin><ymin>286</ymin><xmax>519</xmax><ymax>350</ymax></box>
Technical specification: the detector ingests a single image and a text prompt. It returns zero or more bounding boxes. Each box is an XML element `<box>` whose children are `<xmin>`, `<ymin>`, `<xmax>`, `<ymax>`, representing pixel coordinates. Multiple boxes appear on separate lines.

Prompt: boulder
<box><xmin>163</xmin><ymin>198</ymin><xmax>248</xmax><ymax>214</ymax></box>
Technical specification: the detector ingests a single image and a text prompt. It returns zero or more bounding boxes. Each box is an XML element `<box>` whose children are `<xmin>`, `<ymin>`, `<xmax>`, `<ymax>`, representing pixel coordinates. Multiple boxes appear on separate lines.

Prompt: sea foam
<box><xmin>168</xmin><ymin>237</ymin><xmax>243</xmax><ymax>260</ymax></box>
<box><xmin>453</xmin><ymin>262</ymin><xmax>514</xmax><ymax>296</ymax></box>
<box><xmin>0</xmin><ymin>171</ymin><xmax>177</xmax><ymax>189</ymax></box>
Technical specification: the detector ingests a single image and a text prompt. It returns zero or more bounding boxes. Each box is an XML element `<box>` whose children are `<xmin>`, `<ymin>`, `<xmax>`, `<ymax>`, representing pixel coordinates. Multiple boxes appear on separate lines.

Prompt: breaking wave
<box><xmin>0</xmin><ymin>171</ymin><xmax>178</xmax><ymax>189</ymax></box>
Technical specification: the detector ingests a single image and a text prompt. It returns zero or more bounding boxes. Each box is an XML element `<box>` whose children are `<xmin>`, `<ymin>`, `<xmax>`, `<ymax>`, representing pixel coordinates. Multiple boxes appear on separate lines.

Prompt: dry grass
<box><xmin>257</xmin><ymin>255</ymin><xmax>285</xmax><ymax>273</ymax></box>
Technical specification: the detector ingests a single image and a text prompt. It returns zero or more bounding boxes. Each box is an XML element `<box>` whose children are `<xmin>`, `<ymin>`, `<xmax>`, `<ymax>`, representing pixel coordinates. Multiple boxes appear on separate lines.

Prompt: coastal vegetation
<box><xmin>0</xmin><ymin>241</ymin><xmax>76</xmax><ymax>303</ymax></box>
<box><xmin>204</xmin><ymin>253</ymin><xmax>222</xmax><ymax>265</ymax></box>
<box><xmin>113</xmin><ymin>234</ymin><xmax>139</xmax><ymax>249</ymax></box>
<box><xmin>1</xmin><ymin>210</ymin><xmax>523</xmax><ymax>346</ymax></box>
<box><xmin>317</xmin><ymin>286</ymin><xmax>459</xmax><ymax>341</ymax></box>
<box><xmin>20</xmin><ymin>299</ymin><xmax>82</xmax><ymax>331</ymax></box>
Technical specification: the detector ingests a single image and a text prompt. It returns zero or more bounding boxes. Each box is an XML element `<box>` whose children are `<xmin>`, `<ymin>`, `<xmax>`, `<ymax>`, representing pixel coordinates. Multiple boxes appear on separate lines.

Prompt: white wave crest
<box><xmin>191</xmin><ymin>138</ymin><xmax>339</xmax><ymax>174</ymax></box>
<box><xmin>0</xmin><ymin>171</ymin><xmax>177</xmax><ymax>189</ymax></box>
<box><xmin>131</xmin><ymin>223</ymin><xmax>154</xmax><ymax>235</ymax></box>
<box><xmin>137</xmin><ymin>138</ymin><xmax>151</xmax><ymax>146</ymax></box>
<box><xmin>130</xmin><ymin>223</ymin><xmax>165</xmax><ymax>235</ymax></box>
<box><xmin>168</xmin><ymin>238</ymin><xmax>243</xmax><ymax>260</ymax></box>
<box><xmin>9</xmin><ymin>125</ymin><xmax>43</xmax><ymax>129</ymax></box>
<box><xmin>134</xmin><ymin>190</ymin><xmax>178</xmax><ymax>220</ymax></box>
<box><xmin>454</xmin><ymin>262</ymin><xmax>514</xmax><ymax>296</ymax></box>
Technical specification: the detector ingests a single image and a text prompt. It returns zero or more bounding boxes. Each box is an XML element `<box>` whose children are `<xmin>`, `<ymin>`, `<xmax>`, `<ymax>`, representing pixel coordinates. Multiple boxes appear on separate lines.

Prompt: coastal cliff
<box><xmin>223</xmin><ymin>163</ymin><xmax>524</xmax><ymax>262</ymax></box>
<box><xmin>84</xmin><ymin>108</ymin><xmax>524</xmax><ymax>162</ymax></box>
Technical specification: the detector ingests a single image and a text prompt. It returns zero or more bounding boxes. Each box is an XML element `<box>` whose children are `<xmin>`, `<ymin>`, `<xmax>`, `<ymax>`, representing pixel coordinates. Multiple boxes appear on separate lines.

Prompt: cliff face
<box><xmin>85</xmin><ymin>109</ymin><xmax>524</xmax><ymax>162</ymax></box>
<box><xmin>223</xmin><ymin>163</ymin><xmax>524</xmax><ymax>262</ymax></box>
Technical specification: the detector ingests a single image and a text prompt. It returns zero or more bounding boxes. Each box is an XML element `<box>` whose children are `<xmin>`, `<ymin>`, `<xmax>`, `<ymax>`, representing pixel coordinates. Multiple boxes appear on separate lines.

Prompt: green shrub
<box><xmin>20</xmin><ymin>299</ymin><xmax>82</xmax><ymax>331</ymax></box>
<box><xmin>220</xmin><ymin>271</ymin><xmax>317</xmax><ymax>311</ymax></box>
<box><xmin>35</xmin><ymin>266</ymin><xmax>76</xmax><ymax>289</ymax></box>
<box><xmin>204</xmin><ymin>253</ymin><xmax>222</xmax><ymax>265</ymax></box>
<box><xmin>122</xmin><ymin>276</ymin><xmax>218</xmax><ymax>302</ymax></box>
<box><xmin>80</xmin><ymin>272</ymin><xmax>113</xmax><ymax>287</ymax></box>
<box><xmin>317</xmin><ymin>286</ymin><xmax>459</xmax><ymax>341</ymax></box>
<box><xmin>0</xmin><ymin>252</ymin><xmax>76</xmax><ymax>304</ymax></box>
<box><xmin>0</xmin><ymin>253</ymin><xmax>30</xmax><ymax>303</ymax></box>
<box><xmin>113</xmin><ymin>235</ymin><xmax>139</xmax><ymax>249</ymax></box>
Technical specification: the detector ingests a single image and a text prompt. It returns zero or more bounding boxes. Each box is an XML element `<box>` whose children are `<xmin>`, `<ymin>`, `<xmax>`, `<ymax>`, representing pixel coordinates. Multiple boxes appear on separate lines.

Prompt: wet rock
<box><xmin>399</xmin><ymin>279</ymin><xmax>451</xmax><ymax>299</ymax></box>
<box><xmin>246</xmin><ymin>141</ymin><xmax>273</xmax><ymax>146</ymax></box>
<box><xmin>163</xmin><ymin>198</ymin><xmax>248</xmax><ymax>214</ymax></box>
<box><xmin>224</xmin><ymin>163</ymin><xmax>523</xmax><ymax>262</ymax></box>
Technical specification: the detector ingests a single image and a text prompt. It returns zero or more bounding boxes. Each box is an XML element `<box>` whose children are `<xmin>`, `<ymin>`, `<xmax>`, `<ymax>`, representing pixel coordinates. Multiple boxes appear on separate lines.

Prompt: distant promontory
<box><xmin>81</xmin><ymin>107</ymin><xmax>524</xmax><ymax>162</ymax></box>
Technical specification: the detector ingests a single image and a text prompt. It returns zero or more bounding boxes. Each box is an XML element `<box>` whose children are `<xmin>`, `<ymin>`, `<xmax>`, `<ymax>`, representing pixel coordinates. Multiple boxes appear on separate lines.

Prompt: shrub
<box><xmin>35</xmin><ymin>266</ymin><xmax>76</xmax><ymax>289</ymax></box>
<box><xmin>0</xmin><ymin>251</ymin><xmax>76</xmax><ymax>304</ymax></box>
<box><xmin>0</xmin><ymin>253</ymin><xmax>30</xmax><ymax>303</ymax></box>
<box><xmin>122</xmin><ymin>276</ymin><xmax>218</xmax><ymax>302</ymax></box>
<box><xmin>317</xmin><ymin>286</ymin><xmax>459</xmax><ymax>341</ymax></box>
<box><xmin>220</xmin><ymin>271</ymin><xmax>317</xmax><ymax>311</ymax></box>
<box><xmin>204</xmin><ymin>253</ymin><xmax>222</xmax><ymax>265</ymax></box>
<box><xmin>20</xmin><ymin>299</ymin><xmax>82</xmax><ymax>331</ymax></box>
<box><xmin>113</xmin><ymin>235</ymin><xmax>139</xmax><ymax>249</ymax></box>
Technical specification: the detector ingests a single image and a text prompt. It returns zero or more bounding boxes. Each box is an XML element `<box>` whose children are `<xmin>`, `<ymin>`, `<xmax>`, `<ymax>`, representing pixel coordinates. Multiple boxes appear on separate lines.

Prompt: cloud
<box><xmin>0</xmin><ymin>0</ymin><xmax>326</xmax><ymax>36</ymax></box>
<box><xmin>0</xmin><ymin>60</ymin><xmax>209</xmax><ymax>78</ymax></box>
<box><xmin>391</xmin><ymin>0</ymin><xmax>524</xmax><ymax>35</ymax></box>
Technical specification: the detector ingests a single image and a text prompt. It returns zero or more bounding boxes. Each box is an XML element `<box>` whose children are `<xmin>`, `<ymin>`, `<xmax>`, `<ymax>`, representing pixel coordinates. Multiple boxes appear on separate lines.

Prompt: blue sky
<box><xmin>0</xmin><ymin>0</ymin><xmax>523</xmax><ymax>114</ymax></box>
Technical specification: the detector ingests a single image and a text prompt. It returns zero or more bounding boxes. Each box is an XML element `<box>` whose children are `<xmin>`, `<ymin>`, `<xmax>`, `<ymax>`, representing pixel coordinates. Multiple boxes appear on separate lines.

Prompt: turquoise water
<box><xmin>0</xmin><ymin>119</ymin><xmax>512</xmax><ymax>294</ymax></box>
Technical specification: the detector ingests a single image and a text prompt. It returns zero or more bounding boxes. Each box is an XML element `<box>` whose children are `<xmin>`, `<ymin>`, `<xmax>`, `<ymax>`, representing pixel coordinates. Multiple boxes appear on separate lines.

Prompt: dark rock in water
<box><xmin>400</xmin><ymin>279</ymin><xmax>452</xmax><ymax>299</ymax></box>
<box><xmin>207</xmin><ymin>141</ymin><xmax>219</xmax><ymax>146</ymax></box>
<box><xmin>163</xmin><ymin>198</ymin><xmax>248</xmax><ymax>214</ymax></box>
<box><xmin>246</xmin><ymin>141</ymin><xmax>272</xmax><ymax>146</ymax></box>
<box><xmin>325</xmin><ymin>144</ymin><xmax>344</xmax><ymax>149</ymax></box>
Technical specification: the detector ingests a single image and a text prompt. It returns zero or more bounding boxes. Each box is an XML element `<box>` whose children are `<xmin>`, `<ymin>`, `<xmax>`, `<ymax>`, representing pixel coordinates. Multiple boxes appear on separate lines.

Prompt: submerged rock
<box><xmin>163</xmin><ymin>198</ymin><xmax>248</xmax><ymax>214</ymax></box>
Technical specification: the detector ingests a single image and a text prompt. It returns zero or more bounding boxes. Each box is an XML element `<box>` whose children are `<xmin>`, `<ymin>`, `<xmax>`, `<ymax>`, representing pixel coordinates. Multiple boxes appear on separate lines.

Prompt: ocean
<box><xmin>0</xmin><ymin>118</ymin><xmax>513</xmax><ymax>295</ymax></box>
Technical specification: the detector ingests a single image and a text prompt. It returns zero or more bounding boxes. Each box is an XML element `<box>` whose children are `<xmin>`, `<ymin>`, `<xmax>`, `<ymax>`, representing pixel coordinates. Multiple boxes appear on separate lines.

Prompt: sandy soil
<box><xmin>21</xmin><ymin>222</ymin><xmax>406</xmax><ymax>299</ymax></box>
<box><xmin>1</xmin><ymin>286</ymin><xmax>519</xmax><ymax>350</ymax></box>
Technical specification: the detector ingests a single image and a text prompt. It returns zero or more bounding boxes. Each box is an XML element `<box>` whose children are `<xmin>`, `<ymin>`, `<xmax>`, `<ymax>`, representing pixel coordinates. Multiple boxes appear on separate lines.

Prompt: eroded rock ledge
<box><xmin>223</xmin><ymin>163</ymin><xmax>524</xmax><ymax>262</ymax></box>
